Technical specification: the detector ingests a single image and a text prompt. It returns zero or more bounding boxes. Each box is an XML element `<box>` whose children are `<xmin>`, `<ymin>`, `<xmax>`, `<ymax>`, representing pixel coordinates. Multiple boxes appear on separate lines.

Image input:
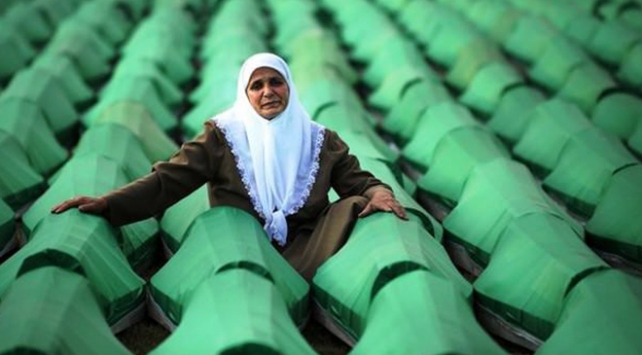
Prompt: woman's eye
<box><xmin>250</xmin><ymin>82</ymin><xmax>262</xmax><ymax>91</ymax></box>
<box><xmin>270</xmin><ymin>78</ymin><xmax>284</xmax><ymax>86</ymax></box>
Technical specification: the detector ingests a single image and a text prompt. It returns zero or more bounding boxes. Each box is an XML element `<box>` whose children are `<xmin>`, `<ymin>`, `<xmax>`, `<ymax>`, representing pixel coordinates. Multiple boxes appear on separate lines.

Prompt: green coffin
<box><xmin>446</xmin><ymin>42</ymin><xmax>504</xmax><ymax>90</ymax></box>
<box><xmin>543</xmin><ymin>128</ymin><xmax>639</xmax><ymax>216</ymax></box>
<box><xmin>0</xmin><ymin>97</ymin><xmax>68</xmax><ymax>176</ymax></box>
<box><xmin>151</xmin><ymin>207</ymin><xmax>309</xmax><ymax>326</ymax></box>
<box><xmin>591</xmin><ymin>93</ymin><xmax>642</xmax><ymax>140</ymax></box>
<box><xmin>151</xmin><ymin>269</ymin><xmax>315</xmax><ymax>355</ymax></box>
<box><xmin>110</xmin><ymin>58</ymin><xmax>184</xmax><ymax>107</ymax></box>
<box><xmin>74</xmin><ymin>0</ymin><xmax>133</xmax><ymax>45</ymax></box>
<box><xmin>586</xmin><ymin>164</ymin><xmax>642</xmax><ymax>262</ymax></box>
<box><xmin>556</xmin><ymin>63</ymin><xmax>616</xmax><ymax>113</ymax></box>
<box><xmin>402</xmin><ymin>102</ymin><xmax>481</xmax><ymax>171</ymax></box>
<box><xmin>1</xmin><ymin>68</ymin><xmax>79</xmax><ymax>140</ymax></box>
<box><xmin>84</xmin><ymin>78</ymin><xmax>179</xmax><ymax>133</ymax></box>
<box><xmin>444</xmin><ymin>158</ymin><xmax>582</xmax><ymax>266</ymax></box>
<box><xmin>313</xmin><ymin>213</ymin><xmax>471</xmax><ymax>340</ymax></box>
<box><xmin>93</xmin><ymin>102</ymin><xmax>178</xmax><ymax>163</ymax></box>
<box><xmin>474</xmin><ymin>213</ymin><xmax>607</xmax><ymax>340</ymax></box>
<box><xmin>503</xmin><ymin>16</ymin><xmax>559</xmax><ymax>63</ymax></box>
<box><xmin>2</xmin><ymin>2</ymin><xmax>53</xmax><ymax>44</ymax></box>
<box><xmin>459</xmin><ymin>61</ymin><xmax>524</xmax><ymax>116</ymax></box>
<box><xmin>588</xmin><ymin>21</ymin><xmax>641</xmax><ymax>66</ymax></box>
<box><xmin>0</xmin><ymin>25</ymin><xmax>35</xmax><ymax>81</ymax></box>
<box><xmin>528</xmin><ymin>37</ymin><xmax>590</xmax><ymax>91</ymax></box>
<box><xmin>618</xmin><ymin>41</ymin><xmax>642</xmax><ymax>89</ymax></box>
<box><xmin>487</xmin><ymin>86</ymin><xmax>546</xmax><ymax>144</ymax></box>
<box><xmin>362</xmin><ymin>36</ymin><xmax>435</xmax><ymax>88</ymax></box>
<box><xmin>160</xmin><ymin>185</ymin><xmax>210</xmax><ymax>251</ymax></box>
<box><xmin>0</xmin><ymin>131</ymin><xmax>45</xmax><ymax>210</ymax></box>
<box><xmin>22</xmin><ymin>155</ymin><xmax>159</xmax><ymax>266</ymax></box>
<box><xmin>513</xmin><ymin>99</ymin><xmax>592</xmax><ymax>175</ymax></box>
<box><xmin>0</xmin><ymin>267</ymin><xmax>131</xmax><ymax>355</ymax></box>
<box><xmin>417</xmin><ymin>127</ymin><xmax>510</xmax><ymax>204</ymax></box>
<box><xmin>381</xmin><ymin>80</ymin><xmax>452</xmax><ymax>144</ymax></box>
<box><xmin>368</xmin><ymin>67</ymin><xmax>435</xmax><ymax>112</ymax></box>
<box><xmin>537</xmin><ymin>270</ymin><xmax>642</xmax><ymax>355</ymax></box>
<box><xmin>352</xmin><ymin>270</ymin><xmax>505</xmax><ymax>355</ymax></box>
<box><xmin>31</xmin><ymin>54</ymin><xmax>94</xmax><ymax>107</ymax></box>
<box><xmin>0</xmin><ymin>211</ymin><xmax>145</xmax><ymax>325</ymax></box>
<box><xmin>0</xmin><ymin>199</ymin><xmax>14</xmax><ymax>253</ymax></box>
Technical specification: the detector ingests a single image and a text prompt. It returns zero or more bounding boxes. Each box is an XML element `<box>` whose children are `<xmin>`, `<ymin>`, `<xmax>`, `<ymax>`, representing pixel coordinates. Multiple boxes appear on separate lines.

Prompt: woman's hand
<box><xmin>51</xmin><ymin>196</ymin><xmax>108</xmax><ymax>215</ymax></box>
<box><xmin>359</xmin><ymin>187</ymin><xmax>407</xmax><ymax>220</ymax></box>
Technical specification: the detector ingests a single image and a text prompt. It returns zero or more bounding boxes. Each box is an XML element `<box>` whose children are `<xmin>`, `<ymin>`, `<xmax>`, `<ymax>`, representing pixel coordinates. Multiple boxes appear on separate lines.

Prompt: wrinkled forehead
<box><xmin>238</xmin><ymin>53</ymin><xmax>291</xmax><ymax>89</ymax></box>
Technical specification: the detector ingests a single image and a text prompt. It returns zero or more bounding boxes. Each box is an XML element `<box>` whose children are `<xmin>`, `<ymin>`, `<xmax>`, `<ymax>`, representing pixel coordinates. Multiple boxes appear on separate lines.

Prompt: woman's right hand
<box><xmin>51</xmin><ymin>196</ymin><xmax>108</xmax><ymax>215</ymax></box>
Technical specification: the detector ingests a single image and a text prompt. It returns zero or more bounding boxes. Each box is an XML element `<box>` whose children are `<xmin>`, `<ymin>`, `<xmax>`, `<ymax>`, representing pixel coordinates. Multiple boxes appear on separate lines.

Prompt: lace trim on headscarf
<box><xmin>215</xmin><ymin>121</ymin><xmax>265</xmax><ymax>219</ymax></box>
<box><xmin>284</xmin><ymin>124</ymin><xmax>325</xmax><ymax>216</ymax></box>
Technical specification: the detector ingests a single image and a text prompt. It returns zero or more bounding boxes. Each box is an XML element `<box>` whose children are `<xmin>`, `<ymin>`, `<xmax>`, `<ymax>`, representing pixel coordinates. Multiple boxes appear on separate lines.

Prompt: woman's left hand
<box><xmin>359</xmin><ymin>187</ymin><xmax>408</xmax><ymax>220</ymax></box>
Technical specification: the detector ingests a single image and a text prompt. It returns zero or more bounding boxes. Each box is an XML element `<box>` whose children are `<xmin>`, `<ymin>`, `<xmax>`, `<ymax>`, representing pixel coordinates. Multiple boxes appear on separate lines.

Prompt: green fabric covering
<box><xmin>84</xmin><ymin>78</ymin><xmax>179</xmax><ymax>133</ymax></box>
<box><xmin>556</xmin><ymin>63</ymin><xmax>616</xmax><ymax>113</ymax></box>
<box><xmin>44</xmin><ymin>23</ymin><xmax>115</xmax><ymax>81</ymax></box>
<box><xmin>2</xmin><ymin>68</ymin><xmax>79</xmax><ymax>140</ymax></box>
<box><xmin>72</xmin><ymin>124</ymin><xmax>152</xmax><ymax>181</ymax></box>
<box><xmin>200</xmin><ymin>28</ymin><xmax>266</xmax><ymax>62</ymax></box>
<box><xmin>31</xmin><ymin>54</ymin><xmax>94</xmax><ymax>107</ymax></box>
<box><xmin>23</xmin><ymin>154</ymin><xmax>159</xmax><ymax>266</ymax></box>
<box><xmin>151</xmin><ymin>207</ymin><xmax>309</xmax><ymax>326</ymax></box>
<box><xmin>2</xmin><ymin>2</ymin><xmax>53</xmax><ymax>44</ymax></box>
<box><xmin>396</xmin><ymin>0</ymin><xmax>441</xmax><ymax>45</ymax></box>
<box><xmin>620</xmin><ymin>7</ymin><xmax>642</xmax><ymax>32</ymax></box>
<box><xmin>315</xmin><ymin>104</ymin><xmax>398</xmax><ymax>164</ymax></box>
<box><xmin>372</xmin><ymin>0</ymin><xmax>412</xmax><ymax>13</ymax></box>
<box><xmin>151</xmin><ymin>269</ymin><xmax>315</xmax><ymax>355</ymax></box>
<box><xmin>382</xmin><ymin>80</ymin><xmax>452</xmax><ymax>143</ymax></box>
<box><xmin>54</xmin><ymin>19</ymin><xmax>116</xmax><ymax>60</ymax></box>
<box><xmin>513</xmin><ymin>99</ymin><xmax>593</xmax><ymax>174</ymax></box>
<box><xmin>474</xmin><ymin>213</ymin><xmax>608</xmax><ymax>340</ymax></box>
<box><xmin>0</xmin><ymin>98</ymin><xmax>67</xmax><ymax>176</ymax></box>
<box><xmin>618</xmin><ymin>42</ymin><xmax>642</xmax><ymax>89</ymax></box>
<box><xmin>403</xmin><ymin>102</ymin><xmax>480</xmax><ymax>171</ymax></box>
<box><xmin>32</xmin><ymin>0</ymin><xmax>77</xmax><ymax>27</ymax></box>
<box><xmin>537</xmin><ymin>270</ymin><xmax>642</xmax><ymax>355</ymax></box>
<box><xmin>589</xmin><ymin>20</ymin><xmax>642</xmax><ymax>66</ymax></box>
<box><xmin>368</xmin><ymin>67</ymin><xmax>434</xmax><ymax>112</ymax></box>
<box><xmin>487</xmin><ymin>86</ymin><xmax>546</xmax><ymax>144</ymax></box>
<box><xmin>0</xmin><ymin>199</ymin><xmax>14</xmax><ymax>252</ymax></box>
<box><xmin>362</xmin><ymin>36</ymin><xmax>435</xmax><ymax>88</ymax></box>
<box><xmin>358</xmin><ymin>157</ymin><xmax>443</xmax><ymax>241</ymax></box>
<box><xmin>564</xmin><ymin>14</ymin><xmax>600</xmax><ymax>48</ymax></box>
<box><xmin>529</xmin><ymin>37</ymin><xmax>591</xmax><ymax>91</ymax></box>
<box><xmin>543</xmin><ymin>128</ymin><xmax>639</xmax><ymax>216</ymax></box>
<box><xmin>629</xmin><ymin>119</ymin><xmax>642</xmax><ymax>156</ymax></box>
<box><xmin>287</xmin><ymin>35</ymin><xmax>357</xmax><ymax>86</ymax></box>
<box><xmin>160</xmin><ymin>185</ymin><xmax>210</xmax><ymax>251</ymax></box>
<box><xmin>313</xmin><ymin>213</ymin><xmax>471</xmax><ymax>339</ymax></box>
<box><xmin>110</xmin><ymin>58</ymin><xmax>184</xmax><ymax>107</ymax></box>
<box><xmin>586</xmin><ymin>164</ymin><xmax>642</xmax><ymax>262</ymax></box>
<box><xmin>333</xmin><ymin>3</ymin><xmax>396</xmax><ymax>49</ymax></box>
<box><xmin>0</xmin><ymin>24</ymin><xmax>35</xmax><ymax>81</ymax></box>
<box><xmin>121</xmin><ymin>36</ymin><xmax>194</xmax><ymax>85</ymax></box>
<box><xmin>190</xmin><ymin>63</ymin><xmax>239</xmax><ymax>103</ymax></box>
<box><xmin>466</xmin><ymin>1</ymin><xmax>522</xmax><ymax>43</ymax></box>
<box><xmin>299</xmin><ymin>79</ymin><xmax>363</xmax><ymax>119</ymax></box>
<box><xmin>427</xmin><ymin>19</ymin><xmax>487</xmax><ymax>67</ymax></box>
<box><xmin>0</xmin><ymin>131</ymin><xmax>45</xmax><ymax>210</ymax></box>
<box><xmin>444</xmin><ymin>158</ymin><xmax>583</xmax><ymax>266</ymax></box>
<box><xmin>446</xmin><ymin>41</ymin><xmax>504</xmax><ymax>90</ymax></box>
<box><xmin>93</xmin><ymin>102</ymin><xmax>178</xmax><ymax>163</ymax></box>
<box><xmin>591</xmin><ymin>93</ymin><xmax>642</xmax><ymax>140</ymax></box>
<box><xmin>182</xmin><ymin>87</ymin><xmax>236</xmax><ymax>138</ymax></box>
<box><xmin>459</xmin><ymin>61</ymin><xmax>524</xmax><ymax>116</ymax></box>
<box><xmin>74</xmin><ymin>0</ymin><xmax>133</xmax><ymax>45</ymax></box>
<box><xmin>0</xmin><ymin>267</ymin><xmax>131</xmax><ymax>355</ymax></box>
<box><xmin>417</xmin><ymin>127</ymin><xmax>511</xmax><ymax>204</ymax></box>
<box><xmin>352</xmin><ymin>270</ymin><xmax>506</xmax><ymax>355</ymax></box>
<box><xmin>503</xmin><ymin>16</ymin><xmax>559</xmax><ymax>63</ymax></box>
<box><xmin>0</xmin><ymin>211</ymin><xmax>145</xmax><ymax>324</ymax></box>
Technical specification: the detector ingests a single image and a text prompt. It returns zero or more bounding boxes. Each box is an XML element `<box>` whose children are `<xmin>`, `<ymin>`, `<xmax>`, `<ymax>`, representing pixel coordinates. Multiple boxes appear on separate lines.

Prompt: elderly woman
<box><xmin>52</xmin><ymin>53</ymin><xmax>406</xmax><ymax>280</ymax></box>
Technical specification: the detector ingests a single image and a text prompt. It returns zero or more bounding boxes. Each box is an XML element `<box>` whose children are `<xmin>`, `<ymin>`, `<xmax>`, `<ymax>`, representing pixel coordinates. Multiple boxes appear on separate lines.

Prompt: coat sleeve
<box><xmin>326</xmin><ymin>130</ymin><xmax>391</xmax><ymax>199</ymax></box>
<box><xmin>102</xmin><ymin>121</ymin><xmax>224</xmax><ymax>226</ymax></box>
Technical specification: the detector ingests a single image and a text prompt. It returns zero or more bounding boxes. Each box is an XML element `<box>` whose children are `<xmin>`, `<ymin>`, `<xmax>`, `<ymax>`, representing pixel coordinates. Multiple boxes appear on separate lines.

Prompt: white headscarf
<box><xmin>212</xmin><ymin>53</ymin><xmax>325</xmax><ymax>245</ymax></box>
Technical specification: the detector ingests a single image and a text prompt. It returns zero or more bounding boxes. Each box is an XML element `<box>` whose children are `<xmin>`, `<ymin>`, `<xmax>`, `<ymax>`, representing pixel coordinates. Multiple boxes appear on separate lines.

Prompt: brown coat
<box><xmin>103</xmin><ymin>121</ymin><xmax>387</xmax><ymax>279</ymax></box>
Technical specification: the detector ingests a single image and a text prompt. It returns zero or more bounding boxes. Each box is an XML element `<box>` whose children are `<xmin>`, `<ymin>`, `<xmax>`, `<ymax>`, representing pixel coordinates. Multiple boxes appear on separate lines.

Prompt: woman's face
<box><xmin>246</xmin><ymin>67</ymin><xmax>290</xmax><ymax>119</ymax></box>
